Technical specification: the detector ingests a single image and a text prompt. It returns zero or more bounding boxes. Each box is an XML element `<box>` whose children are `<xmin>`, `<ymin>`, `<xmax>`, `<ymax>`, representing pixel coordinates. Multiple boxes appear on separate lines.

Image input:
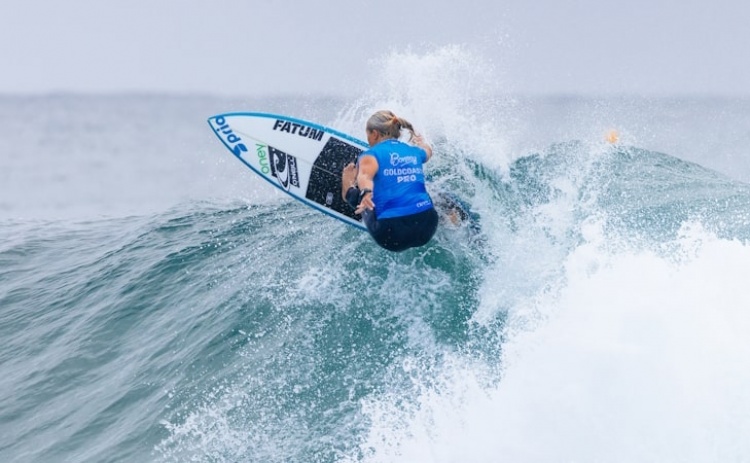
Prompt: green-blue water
<box><xmin>2</xmin><ymin>92</ymin><xmax>750</xmax><ymax>462</ymax></box>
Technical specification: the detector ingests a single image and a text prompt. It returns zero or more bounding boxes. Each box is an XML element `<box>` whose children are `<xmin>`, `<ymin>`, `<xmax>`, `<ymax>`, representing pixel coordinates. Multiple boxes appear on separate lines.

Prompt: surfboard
<box><xmin>207</xmin><ymin>112</ymin><xmax>479</xmax><ymax>234</ymax></box>
<box><xmin>207</xmin><ymin>112</ymin><xmax>368</xmax><ymax>230</ymax></box>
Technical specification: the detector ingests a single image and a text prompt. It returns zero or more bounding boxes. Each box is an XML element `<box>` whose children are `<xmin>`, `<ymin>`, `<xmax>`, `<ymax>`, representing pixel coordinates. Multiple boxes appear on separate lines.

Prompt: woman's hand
<box><xmin>355</xmin><ymin>190</ymin><xmax>374</xmax><ymax>214</ymax></box>
<box><xmin>410</xmin><ymin>132</ymin><xmax>433</xmax><ymax>161</ymax></box>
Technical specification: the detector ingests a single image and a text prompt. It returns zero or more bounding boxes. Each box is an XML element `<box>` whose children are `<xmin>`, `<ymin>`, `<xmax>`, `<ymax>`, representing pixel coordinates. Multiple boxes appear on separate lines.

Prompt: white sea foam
<box><xmin>353</xmin><ymin>224</ymin><xmax>750</xmax><ymax>462</ymax></box>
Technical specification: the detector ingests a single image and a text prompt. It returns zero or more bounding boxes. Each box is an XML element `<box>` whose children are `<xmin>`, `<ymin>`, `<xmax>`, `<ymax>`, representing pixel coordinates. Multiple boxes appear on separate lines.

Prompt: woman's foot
<box><xmin>341</xmin><ymin>163</ymin><xmax>358</xmax><ymax>200</ymax></box>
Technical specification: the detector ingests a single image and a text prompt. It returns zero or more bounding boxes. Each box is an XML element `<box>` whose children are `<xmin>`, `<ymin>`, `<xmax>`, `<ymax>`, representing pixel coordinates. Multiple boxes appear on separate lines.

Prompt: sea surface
<box><xmin>2</xmin><ymin>59</ymin><xmax>750</xmax><ymax>462</ymax></box>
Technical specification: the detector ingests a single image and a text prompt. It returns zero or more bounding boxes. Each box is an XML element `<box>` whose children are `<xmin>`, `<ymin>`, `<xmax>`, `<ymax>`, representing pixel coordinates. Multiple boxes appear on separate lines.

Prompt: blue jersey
<box><xmin>359</xmin><ymin>139</ymin><xmax>433</xmax><ymax>219</ymax></box>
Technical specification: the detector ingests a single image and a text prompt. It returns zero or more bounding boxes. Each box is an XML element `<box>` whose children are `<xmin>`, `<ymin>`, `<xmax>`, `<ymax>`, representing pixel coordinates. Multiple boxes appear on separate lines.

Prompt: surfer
<box><xmin>341</xmin><ymin>110</ymin><xmax>438</xmax><ymax>252</ymax></box>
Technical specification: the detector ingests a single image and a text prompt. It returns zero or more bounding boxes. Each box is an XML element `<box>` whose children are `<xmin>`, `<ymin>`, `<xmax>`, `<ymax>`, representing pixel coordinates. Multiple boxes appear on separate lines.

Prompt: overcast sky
<box><xmin>2</xmin><ymin>0</ymin><xmax>749</xmax><ymax>97</ymax></box>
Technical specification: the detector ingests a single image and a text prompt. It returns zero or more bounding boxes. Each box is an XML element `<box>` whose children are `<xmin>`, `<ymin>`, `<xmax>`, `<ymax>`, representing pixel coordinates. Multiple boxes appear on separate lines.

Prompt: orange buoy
<box><xmin>606</xmin><ymin>129</ymin><xmax>619</xmax><ymax>144</ymax></box>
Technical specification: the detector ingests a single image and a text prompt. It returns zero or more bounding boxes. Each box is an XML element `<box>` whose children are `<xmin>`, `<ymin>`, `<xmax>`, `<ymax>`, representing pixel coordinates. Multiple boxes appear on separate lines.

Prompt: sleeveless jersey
<box><xmin>359</xmin><ymin>139</ymin><xmax>433</xmax><ymax>219</ymax></box>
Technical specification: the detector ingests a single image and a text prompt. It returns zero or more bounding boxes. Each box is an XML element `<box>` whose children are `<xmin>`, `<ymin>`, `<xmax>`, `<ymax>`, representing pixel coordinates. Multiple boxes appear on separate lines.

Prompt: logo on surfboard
<box><xmin>268</xmin><ymin>146</ymin><xmax>300</xmax><ymax>190</ymax></box>
<box><xmin>272</xmin><ymin>119</ymin><xmax>324</xmax><ymax>141</ymax></box>
<box><xmin>209</xmin><ymin>116</ymin><xmax>248</xmax><ymax>156</ymax></box>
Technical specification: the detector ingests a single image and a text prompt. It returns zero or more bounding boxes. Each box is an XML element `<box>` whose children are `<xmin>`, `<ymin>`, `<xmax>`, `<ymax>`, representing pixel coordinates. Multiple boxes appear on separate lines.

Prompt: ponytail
<box><xmin>366</xmin><ymin>110</ymin><xmax>416</xmax><ymax>140</ymax></box>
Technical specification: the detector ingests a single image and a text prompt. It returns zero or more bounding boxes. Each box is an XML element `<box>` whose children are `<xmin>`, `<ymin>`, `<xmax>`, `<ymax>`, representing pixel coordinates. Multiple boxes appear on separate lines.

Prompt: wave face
<box><xmin>3</xmin><ymin>50</ymin><xmax>750</xmax><ymax>463</ymax></box>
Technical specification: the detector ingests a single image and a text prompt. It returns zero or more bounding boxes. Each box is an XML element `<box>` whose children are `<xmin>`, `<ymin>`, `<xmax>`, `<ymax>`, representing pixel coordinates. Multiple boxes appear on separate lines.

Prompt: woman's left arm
<box><xmin>355</xmin><ymin>155</ymin><xmax>378</xmax><ymax>214</ymax></box>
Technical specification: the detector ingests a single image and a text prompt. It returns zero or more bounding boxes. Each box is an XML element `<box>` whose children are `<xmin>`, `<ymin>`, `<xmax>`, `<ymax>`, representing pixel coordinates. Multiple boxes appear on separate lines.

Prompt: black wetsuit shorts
<box><xmin>361</xmin><ymin>208</ymin><xmax>438</xmax><ymax>252</ymax></box>
<box><xmin>346</xmin><ymin>186</ymin><xmax>438</xmax><ymax>251</ymax></box>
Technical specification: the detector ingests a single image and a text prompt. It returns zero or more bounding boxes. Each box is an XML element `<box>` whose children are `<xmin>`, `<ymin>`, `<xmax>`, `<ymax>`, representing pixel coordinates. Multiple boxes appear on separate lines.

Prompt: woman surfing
<box><xmin>341</xmin><ymin>110</ymin><xmax>438</xmax><ymax>252</ymax></box>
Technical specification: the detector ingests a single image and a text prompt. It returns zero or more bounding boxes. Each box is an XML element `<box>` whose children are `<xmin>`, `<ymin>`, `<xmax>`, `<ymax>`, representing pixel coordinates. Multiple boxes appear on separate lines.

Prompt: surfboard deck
<box><xmin>207</xmin><ymin>112</ymin><xmax>478</xmax><ymax>233</ymax></box>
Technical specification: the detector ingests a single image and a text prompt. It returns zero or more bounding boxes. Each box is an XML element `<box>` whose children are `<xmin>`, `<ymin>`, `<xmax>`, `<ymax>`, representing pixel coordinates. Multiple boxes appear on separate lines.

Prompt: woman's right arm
<box><xmin>411</xmin><ymin>133</ymin><xmax>433</xmax><ymax>161</ymax></box>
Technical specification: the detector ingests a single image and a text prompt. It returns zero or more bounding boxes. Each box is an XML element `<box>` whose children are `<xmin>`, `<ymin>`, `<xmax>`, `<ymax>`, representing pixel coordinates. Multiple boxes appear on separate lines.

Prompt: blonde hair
<box><xmin>366</xmin><ymin>110</ymin><xmax>416</xmax><ymax>140</ymax></box>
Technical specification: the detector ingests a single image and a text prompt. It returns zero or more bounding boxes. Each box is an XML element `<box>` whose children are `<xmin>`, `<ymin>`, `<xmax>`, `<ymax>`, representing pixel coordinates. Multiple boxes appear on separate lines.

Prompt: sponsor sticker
<box><xmin>269</xmin><ymin>146</ymin><xmax>300</xmax><ymax>190</ymax></box>
<box><xmin>210</xmin><ymin>116</ymin><xmax>247</xmax><ymax>156</ymax></box>
<box><xmin>272</xmin><ymin>119</ymin><xmax>324</xmax><ymax>141</ymax></box>
<box><xmin>255</xmin><ymin>144</ymin><xmax>271</xmax><ymax>174</ymax></box>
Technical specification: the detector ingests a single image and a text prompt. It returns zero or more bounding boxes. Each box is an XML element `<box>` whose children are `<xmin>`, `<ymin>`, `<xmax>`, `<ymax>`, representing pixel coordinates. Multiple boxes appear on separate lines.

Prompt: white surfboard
<box><xmin>207</xmin><ymin>112</ymin><xmax>368</xmax><ymax>230</ymax></box>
